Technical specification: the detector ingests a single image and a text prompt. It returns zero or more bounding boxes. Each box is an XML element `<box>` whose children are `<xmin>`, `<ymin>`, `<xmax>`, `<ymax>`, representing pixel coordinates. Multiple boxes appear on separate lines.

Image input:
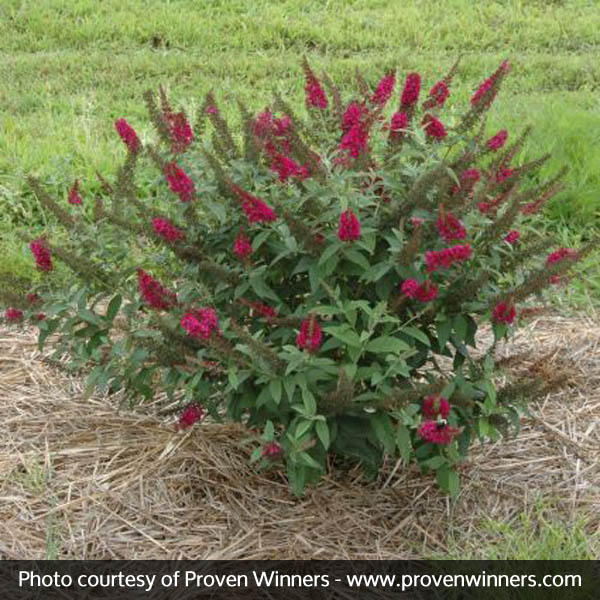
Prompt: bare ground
<box><xmin>0</xmin><ymin>315</ymin><xmax>598</xmax><ymax>559</ymax></box>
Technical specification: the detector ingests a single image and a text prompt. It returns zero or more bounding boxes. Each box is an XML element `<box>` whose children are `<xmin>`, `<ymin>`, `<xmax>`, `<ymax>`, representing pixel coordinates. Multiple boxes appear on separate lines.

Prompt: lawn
<box><xmin>1</xmin><ymin>0</ymin><xmax>599</xmax><ymax>304</ymax></box>
<box><xmin>0</xmin><ymin>0</ymin><xmax>599</xmax><ymax>559</ymax></box>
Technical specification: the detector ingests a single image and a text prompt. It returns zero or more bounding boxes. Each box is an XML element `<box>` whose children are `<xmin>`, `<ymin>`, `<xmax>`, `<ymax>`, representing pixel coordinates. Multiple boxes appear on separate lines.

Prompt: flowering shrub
<box><xmin>2</xmin><ymin>59</ymin><xmax>596</xmax><ymax>497</ymax></box>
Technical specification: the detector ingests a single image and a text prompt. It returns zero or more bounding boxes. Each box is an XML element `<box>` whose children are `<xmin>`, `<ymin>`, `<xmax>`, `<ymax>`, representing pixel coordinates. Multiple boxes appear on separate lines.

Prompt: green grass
<box><xmin>1</xmin><ymin>0</ymin><xmax>599</xmax><ymax>229</ymax></box>
<box><xmin>1</xmin><ymin>1</ymin><xmax>598</xmax><ymax>301</ymax></box>
<box><xmin>442</xmin><ymin>499</ymin><xmax>599</xmax><ymax>560</ymax></box>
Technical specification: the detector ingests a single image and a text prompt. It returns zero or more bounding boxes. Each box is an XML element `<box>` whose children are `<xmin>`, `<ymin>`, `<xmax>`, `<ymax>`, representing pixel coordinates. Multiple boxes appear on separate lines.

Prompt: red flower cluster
<box><xmin>261</xmin><ymin>442</ymin><xmax>284</xmax><ymax>460</ymax></box>
<box><xmin>425</xmin><ymin>244</ymin><xmax>472</xmax><ymax>272</ymax></box>
<box><xmin>164</xmin><ymin>162</ymin><xmax>195</xmax><ymax>202</ymax></box>
<box><xmin>231</xmin><ymin>184</ymin><xmax>277</xmax><ymax>224</ymax></box>
<box><xmin>426</xmin><ymin>80</ymin><xmax>450</xmax><ymax>108</ymax></box>
<box><xmin>401</xmin><ymin>279</ymin><xmax>439</xmax><ymax>303</ymax></box>
<box><xmin>68</xmin><ymin>180</ymin><xmax>82</xmax><ymax>205</ymax></box>
<box><xmin>339</xmin><ymin>123</ymin><xmax>369</xmax><ymax>159</ymax></box>
<box><xmin>521</xmin><ymin>187</ymin><xmax>557</xmax><ymax>215</ymax></box>
<box><xmin>495</xmin><ymin>167</ymin><xmax>514</xmax><ymax>183</ymax></box>
<box><xmin>165</xmin><ymin>111</ymin><xmax>194</xmax><ymax>153</ymax></box>
<box><xmin>29</xmin><ymin>239</ymin><xmax>53</xmax><ymax>272</ymax></box>
<box><xmin>338</xmin><ymin>210</ymin><xmax>361</xmax><ymax>241</ymax></box>
<box><xmin>178</xmin><ymin>403</ymin><xmax>204</xmax><ymax>430</ymax></box>
<box><xmin>233</xmin><ymin>230</ymin><xmax>253</xmax><ymax>259</ymax></box>
<box><xmin>4</xmin><ymin>308</ymin><xmax>23</xmax><ymax>322</ymax></box>
<box><xmin>546</xmin><ymin>248</ymin><xmax>578</xmax><ymax>284</ymax></box>
<box><xmin>27</xmin><ymin>293</ymin><xmax>40</xmax><ymax>304</ymax></box>
<box><xmin>114</xmin><ymin>118</ymin><xmax>141</xmax><ymax>153</ymax></box>
<box><xmin>254</xmin><ymin>111</ymin><xmax>293</xmax><ymax>143</ymax></box>
<box><xmin>492</xmin><ymin>301</ymin><xmax>516</xmax><ymax>324</ymax></box>
<box><xmin>269</xmin><ymin>153</ymin><xmax>310</xmax><ymax>182</ymax></box>
<box><xmin>471</xmin><ymin>61</ymin><xmax>509</xmax><ymax>107</ymax></box>
<box><xmin>452</xmin><ymin>169</ymin><xmax>480</xmax><ymax>195</ymax></box>
<box><xmin>504</xmin><ymin>230</ymin><xmax>520</xmax><ymax>244</ymax></box>
<box><xmin>239</xmin><ymin>298</ymin><xmax>278</xmax><ymax>319</ymax></box>
<box><xmin>339</xmin><ymin>102</ymin><xmax>370</xmax><ymax>159</ymax></box>
<box><xmin>371</xmin><ymin>72</ymin><xmax>395</xmax><ymax>105</ymax></box>
<box><xmin>304</xmin><ymin>71</ymin><xmax>328</xmax><ymax>109</ymax></box>
<box><xmin>422</xmin><ymin>114</ymin><xmax>447</xmax><ymax>140</ymax></box>
<box><xmin>486</xmin><ymin>129</ymin><xmax>508</xmax><ymax>151</ymax></box>
<box><xmin>477</xmin><ymin>189</ymin><xmax>511</xmax><ymax>215</ymax></box>
<box><xmin>418</xmin><ymin>421</ymin><xmax>460</xmax><ymax>445</ymax></box>
<box><xmin>181</xmin><ymin>307</ymin><xmax>220</xmax><ymax>339</ymax></box>
<box><xmin>136</xmin><ymin>268</ymin><xmax>177</xmax><ymax>310</ymax></box>
<box><xmin>342</xmin><ymin>102</ymin><xmax>367</xmax><ymax>133</ymax></box>
<box><xmin>422</xmin><ymin>395</ymin><xmax>451</xmax><ymax>419</ymax></box>
<box><xmin>152</xmin><ymin>217</ymin><xmax>185</xmax><ymax>242</ymax></box>
<box><xmin>400</xmin><ymin>72</ymin><xmax>421</xmax><ymax>108</ymax></box>
<box><xmin>251</xmin><ymin>111</ymin><xmax>311</xmax><ymax>182</ymax></box>
<box><xmin>546</xmin><ymin>247</ymin><xmax>578</xmax><ymax>265</ymax></box>
<box><xmin>389</xmin><ymin>111</ymin><xmax>408</xmax><ymax>140</ymax></box>
<box><xmin>436</xmin><ymin>210</ymin><xmax>467</xmax><ymax>242</ymax></box>
<box><xmin>297</xmin><ymin>316</ymin><xmax>323</xmax><ymax>352</ymax></box>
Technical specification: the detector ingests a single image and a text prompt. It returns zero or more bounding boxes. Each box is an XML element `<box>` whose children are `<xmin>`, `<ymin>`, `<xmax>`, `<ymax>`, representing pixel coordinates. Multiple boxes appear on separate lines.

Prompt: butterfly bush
<box><xmin>2</xmin><ymin>58</ymin><xmax>596</xmax><ymax>497</ymax></box>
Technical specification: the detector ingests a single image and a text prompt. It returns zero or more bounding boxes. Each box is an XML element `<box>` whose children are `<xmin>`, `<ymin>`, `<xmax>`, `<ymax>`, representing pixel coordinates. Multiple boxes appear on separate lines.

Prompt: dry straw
<box><xmin>1</xmin><ymin>315</ymin><xmax>598</xmax><ymax>559</ymax></box>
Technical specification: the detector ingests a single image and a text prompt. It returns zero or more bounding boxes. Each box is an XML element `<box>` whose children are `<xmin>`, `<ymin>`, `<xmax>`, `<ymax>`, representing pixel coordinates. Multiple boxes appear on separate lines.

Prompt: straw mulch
<box><xmin>1</xmin><ymin>315</ymin><xmax>598</xmax><ymax>559</ymax></box>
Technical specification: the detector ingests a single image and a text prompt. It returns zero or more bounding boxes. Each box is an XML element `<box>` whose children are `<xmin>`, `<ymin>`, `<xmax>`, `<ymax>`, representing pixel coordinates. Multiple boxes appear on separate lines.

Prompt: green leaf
<box><xmin>365</xmin><ymin>336</ymin><xmax>409</xmax><ymax>354</ymax></box>
<box><xmin>308</xmin><ymin>263</ymin><xmax>320</xmax><ymax>293</ymax></box>
<box><xmin>315</xmin><ymin>420</ymin><xmax>330</xmax><ymax>450</ymax></box>
<box><xmin>401</xmin><ymin>326</ymin><xmax>430</xmax><ymax>347</ymax></box>
<box><xmin>370</xmin><ymin>413</ymin><xmax>396</xmax><ymax>454</ymax></box>
<box><xmin>436</xmin><ymin>319</ymin><xmax>452</xmax><ymax>349</ymax></box>
<box><xmin>440</xmin><ymin>381</ymin><xmax>457</xmax><ymax>399</ymax></box>
<box><xmin>318</xmin><ymin>242</ymin><xmax>341</xmax><ymax>266</ymax></box>
<box><xmin>423</xmin><ymin>455</ymin><xmax>446</xmax><ymax>469</ymax></box>
<box><xmin>256</xmin><ymin>386</ymin><xmax>272</xmax><ymax>408</ymax></box>
<box><xmin>357</xmin><ymin>231</ymin><xmax>376</xmax><ymax>254</ymax></box>
<box><xmin>322</xmin><ymin>325</ymin><xmax>362</xmax><ymax>348</ymax></box>
<box><xmin>38</xmin><ymin>318</ymin><xmax>60</xmax><ymax>350</ymax></box>
<box><xmin>250</xmin><ymin>276</ymin><xmax>279</xmax><ymax>302</ymax></box>
<box><xmin>483</xmin><ymin>381</ymin><xmax>497</xmax><ymax>413</ymax></box>
<box><xmin>492</xmin><ymin>322</ymin><xmax>508</xmax><ymax>340</ymax></box>
<box><xmin>233</xmin><ymin>281</ymin><xmax>250</xmax><ymax>299</ymax></box>
<box><xmin>105</xmin><ymin>294</ymin><xmax>122</xmax><ymax>323</ymax></box>
<box><xmin>205</xmin><ymin>198</ymin><xmax>227</xmax><ymax>223</ymax></box>
<box><xmin>283</xmin><ymin>232</ymin><xmax>298</xmax><ymax>252</ymax></box>
<box><xmin>344</xmin><ymin>248</ymin><xmax>370</xmax><ymax>271</ymax></box>
<box><xmin>361</xmin><ymin>262</ymin><xmax>392</xmax><ymax>283</ymax></box>
<box><xmin>263</xmin><ymin>420</ymin><xmax>274</xmax><ymax>440</ymax></box>
<box><xmin>269</xmin><ymin>379</ymin><xmax>282</xmax><ymax>405</ymax></box>
<box><xmin>228</xmin><ymin>369</ymin><xmax>239</xmax><ymax>390</ymax></box>
<box><xmin>78</xmin><ymin>309</ymin><xmax>105</xmax><ymax>327</ymax></box>
<box><xmin>302</xmin><ymin>387</ymin><xmax>317</xmax><ymax>416</ymax></box>
<box><xmin>252</xmin><ymin>229</ymin><xmax>272</xmax><ymax>251</ymax></box>
<box><xmin>453</xmin><ymin>315</ymin><xmax>468</xmax><ymax>342</ymax></box>
<box><xmin>465</xmin><ymin>315</ymin><xmax>478</xmax><ymax>347</ymax></box>
<box><xmin>476</xmin><ymin>417</ymin><xmax>490</xmax><ymax>438</ymax></box>
<box><xmin>298</xmin><ymin>451</ymin><xmax>322</xmax><ymax>471</ymax></box>
<box><xmin>436</xmin><ymin>464</ymin><xmax>460</xmax><ymax>498</ymax></box>
<box><xmin>287</xmin><ymin>462</ymin><xmax>307</xmax><ymax>497</ymax></box>
<box><xmin>296</xmin><ymin>419</ymin><xmax>314</xmax><ymax>439</ymax></box>
<box><xmin>283</xmin><ymin>377</ymin><xmax>296</xmax><ymax>401</ymax></box>
<box><xmin>396</xmin><ymin>423</ymin><xmax>412</xmax><ymax>462</ymax></box>
<box><xmin>250</xmin><ymin>446</ymin><xmax>263</xmax><ymax>464</ymax></box>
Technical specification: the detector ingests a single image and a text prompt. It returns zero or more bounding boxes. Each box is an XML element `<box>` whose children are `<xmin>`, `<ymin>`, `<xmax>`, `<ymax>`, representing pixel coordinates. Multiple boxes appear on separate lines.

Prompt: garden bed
<box><xmin>1</xmin><ymin>314</ymin><xmax>598</xmax><ymax>559</ymax></box>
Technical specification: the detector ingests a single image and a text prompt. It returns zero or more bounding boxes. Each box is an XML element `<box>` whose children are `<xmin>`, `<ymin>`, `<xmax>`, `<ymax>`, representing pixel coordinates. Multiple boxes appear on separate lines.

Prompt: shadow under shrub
<box><xmin>2</xmin><ymin>58</ymin><xmax>596</xmax><ymax>496</ymax></box>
